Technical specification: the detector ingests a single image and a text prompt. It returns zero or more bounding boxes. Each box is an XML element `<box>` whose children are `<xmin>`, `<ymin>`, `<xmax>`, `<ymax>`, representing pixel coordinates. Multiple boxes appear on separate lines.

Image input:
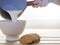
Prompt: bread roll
<box><xmin>19</xmin><ymin>33</ymin><xmax>41</xmax><ymax>44</ymax></box>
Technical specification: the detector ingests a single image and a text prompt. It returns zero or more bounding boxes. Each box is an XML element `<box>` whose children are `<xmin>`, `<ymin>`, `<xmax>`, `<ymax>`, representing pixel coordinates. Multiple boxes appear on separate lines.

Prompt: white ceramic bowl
<box><xmin>0</xmin><ymin>20</ymin><xmax>26</xmax><ymax>41</ymax></box>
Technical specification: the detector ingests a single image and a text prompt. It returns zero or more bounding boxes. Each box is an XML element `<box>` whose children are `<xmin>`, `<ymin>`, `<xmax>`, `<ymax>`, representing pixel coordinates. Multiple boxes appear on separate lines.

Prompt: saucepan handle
<box><xmin>27</xmin><ymin>1</ymin><xmax>37</xmax><ymax>6</ymax></box>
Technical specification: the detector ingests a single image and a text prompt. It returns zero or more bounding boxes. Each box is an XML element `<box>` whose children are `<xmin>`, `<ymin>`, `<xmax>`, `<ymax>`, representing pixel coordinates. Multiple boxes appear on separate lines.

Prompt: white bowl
<box><xmin>0</xmin><ymin>20</ymin><xmax>26</xmax><ymax>41</ymax></box>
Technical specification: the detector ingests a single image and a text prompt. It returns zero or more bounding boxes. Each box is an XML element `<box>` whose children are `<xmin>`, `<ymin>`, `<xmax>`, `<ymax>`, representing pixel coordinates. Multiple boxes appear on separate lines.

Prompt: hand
<box><xmin>32</xmin><ymin>0</ymin><xmax>42</xmax><ymax>8</ymax></box>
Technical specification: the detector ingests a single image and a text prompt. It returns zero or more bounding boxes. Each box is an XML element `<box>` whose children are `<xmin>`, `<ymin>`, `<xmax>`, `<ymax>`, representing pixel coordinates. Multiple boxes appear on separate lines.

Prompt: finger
<box><xmin>32</xmin><ymin>5</ymin><xmax>38</xmax><ymax>8</ymax></box>
<box><xmin>32</xmin><ymin>3</ymin><xmax>39</xmax><ymax>8</ymax></box>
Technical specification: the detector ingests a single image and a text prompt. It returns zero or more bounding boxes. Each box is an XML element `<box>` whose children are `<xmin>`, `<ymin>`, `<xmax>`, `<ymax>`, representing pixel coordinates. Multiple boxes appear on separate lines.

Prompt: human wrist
<box><xmin>41</xmin><ymin>0</ymin><xmax>49</xmax><ymax>6</ymax></box>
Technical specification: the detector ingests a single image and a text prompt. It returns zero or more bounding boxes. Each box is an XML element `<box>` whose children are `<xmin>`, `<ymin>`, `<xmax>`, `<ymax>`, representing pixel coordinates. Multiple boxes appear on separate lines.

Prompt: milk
<box><xmin>7</xmin><ymin>10</ymin><xmax>22</xmax><ymax>22</ymax></box>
